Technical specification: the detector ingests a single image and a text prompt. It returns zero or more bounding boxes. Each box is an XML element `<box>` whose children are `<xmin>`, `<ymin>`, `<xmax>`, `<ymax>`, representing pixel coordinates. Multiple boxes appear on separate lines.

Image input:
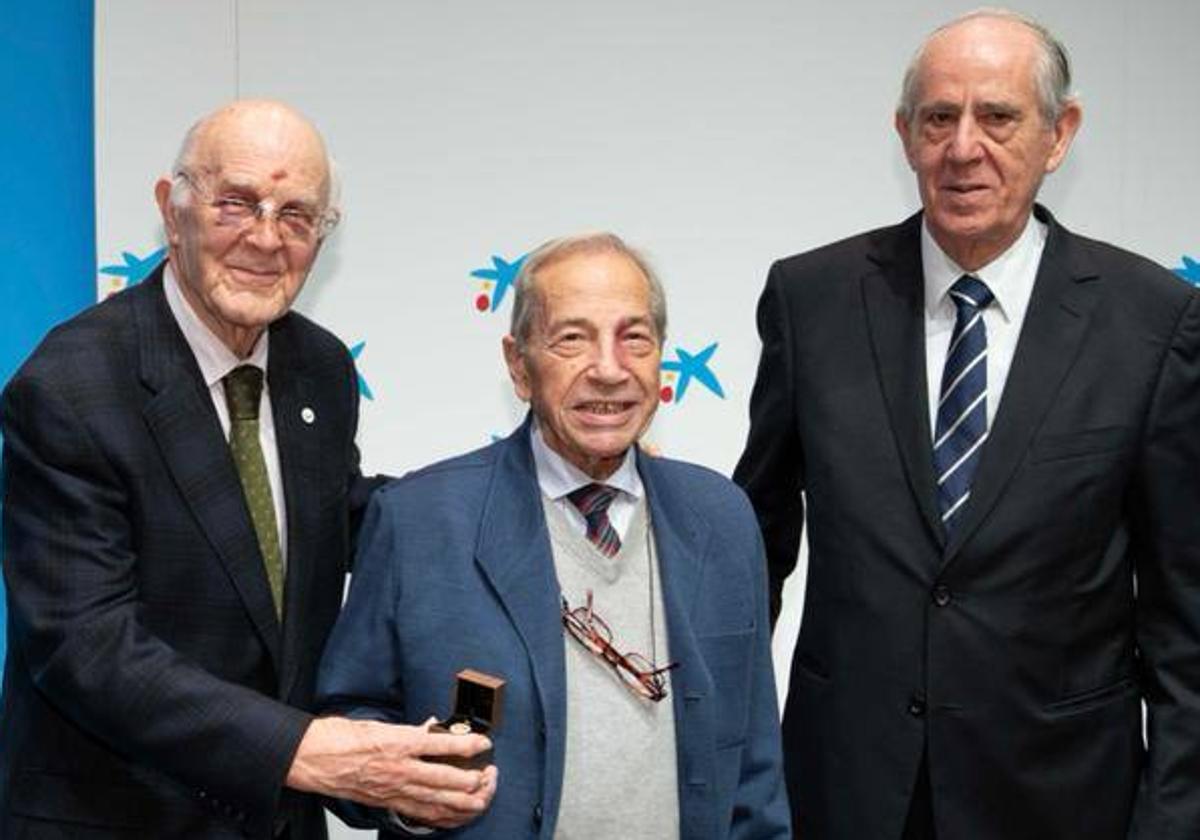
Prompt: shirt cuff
<box><xmin>386</xmin><ymin>809</ymin><xmax>436</xmax><ymax>835</ymax></box>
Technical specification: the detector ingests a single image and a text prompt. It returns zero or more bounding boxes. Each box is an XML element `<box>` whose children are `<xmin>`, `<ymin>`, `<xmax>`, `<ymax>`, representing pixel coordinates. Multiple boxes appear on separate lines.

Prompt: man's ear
<box><xmin>894</xmin><ymin>112</ymin><xmax>918</xmax><ymax>170</ymax></box>
<box><xmin>1045</xmin><ymin>100</ymin><xmax>1082</xmax><ymax>174</ymax></box>
<box><xmin>502</xmin><ymin>335</ymin><xmax>532</xmax><ymax>402</ymax></box>
<box><xmin>155</xmin><ymin>177</ymin><xmax>181</xmax><ymax>245</ymax></box>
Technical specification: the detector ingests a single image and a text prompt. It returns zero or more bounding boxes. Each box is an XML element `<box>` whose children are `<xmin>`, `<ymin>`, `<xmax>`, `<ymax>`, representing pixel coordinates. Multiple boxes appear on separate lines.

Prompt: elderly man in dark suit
<box><xmin>0</xmin><ymin>100</ymin><xmax>493</xmax><ymax>839</ymax></box>
<box><xmin>735</xmin><ymin>10</ymin><xmax>1200</xmax><ymax>840</ymax></box>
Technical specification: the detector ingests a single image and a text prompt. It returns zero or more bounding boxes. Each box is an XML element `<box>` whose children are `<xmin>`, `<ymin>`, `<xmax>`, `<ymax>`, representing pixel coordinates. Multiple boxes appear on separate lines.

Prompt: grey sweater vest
<box><xmin>543</xmin><ymin>496</ymin><xmax>680</xmax><ymax>840</ymax></box>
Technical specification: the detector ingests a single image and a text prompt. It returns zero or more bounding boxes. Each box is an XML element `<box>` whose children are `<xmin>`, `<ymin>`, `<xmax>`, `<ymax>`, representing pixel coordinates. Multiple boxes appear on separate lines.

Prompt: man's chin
<box><xmin>214</xmin><ymin>290</ymin><xmax>292</xmax><ymax>328</ymax></box>
<box><xmin>577</xmin><ymin>436</ymin><xmax>639</xmax><ymax>462</ymax></box>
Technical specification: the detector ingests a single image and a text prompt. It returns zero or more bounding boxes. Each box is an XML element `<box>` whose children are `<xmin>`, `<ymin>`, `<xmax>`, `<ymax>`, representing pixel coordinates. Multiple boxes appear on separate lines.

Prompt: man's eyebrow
<box><xmin>544</xmin><ymin>314</ymin><xmax>653</xmax><ymax>332</ymax></box>
<box><xmin>976</xmin><ymin>100</ymin><xmax>1022</xmax><ymax>116</ymax></box>
<box><xmin>215</xmin><ymin>175</ymin><xmax>321</xmax><ymax>204</ymax></box>
<box><xmin>619</xmin><ymin>315</ymin><xmax>654</xmax><ymax>330</ymax></box>
<box><xmin>918</xmin><ymin>100</ymin><xmax>962</xmax><ymax>115</ymax></box>
<box><xmin>545</xmin><ymin>316</ymin><xmax>594</xmax><ymax>332</ymax></box>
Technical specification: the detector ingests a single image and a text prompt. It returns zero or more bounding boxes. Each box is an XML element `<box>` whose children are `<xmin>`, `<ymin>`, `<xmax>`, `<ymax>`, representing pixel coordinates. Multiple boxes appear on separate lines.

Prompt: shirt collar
<box><xmin>164</xmin><ymin>262</ymin><xmax>269</xmax><ymax>388</ymax></box>
<box><xmin>921</xmin><ymin>212</ymin><xmax>1047</xmax><ymax>322</ymax></box>
<box><xmin>528</xmin><ymin>418</ymin><xmax>643</xmax><ymax>502</ymax></box>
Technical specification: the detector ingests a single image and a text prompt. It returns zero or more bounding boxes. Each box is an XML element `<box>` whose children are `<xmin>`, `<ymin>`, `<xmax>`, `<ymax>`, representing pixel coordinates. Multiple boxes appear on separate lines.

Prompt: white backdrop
<box><xmin>94</xmin><ymin>3</ymin><xmax>1199</xmax><ymax>836</ymax></box>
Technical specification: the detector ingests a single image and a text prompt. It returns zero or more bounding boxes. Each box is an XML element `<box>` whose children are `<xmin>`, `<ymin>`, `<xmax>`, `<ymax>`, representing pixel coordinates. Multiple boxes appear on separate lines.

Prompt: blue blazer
<box><xmin>317</xmin><ymin>420</ymin><xmax>790</xmax><ymax>839</ymax></box>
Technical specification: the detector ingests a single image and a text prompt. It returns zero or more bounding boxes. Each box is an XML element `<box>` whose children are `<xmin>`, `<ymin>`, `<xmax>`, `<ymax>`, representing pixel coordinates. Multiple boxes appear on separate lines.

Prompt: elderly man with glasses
<box><xmin>0</xmin><ymin>100</ymin><xmax>495</xmax><ymax>839</ymax></box>
<box><xmin>315</xmin><ymin>232</ymin><xmax>790</xmax><ymax>839</ymax></box>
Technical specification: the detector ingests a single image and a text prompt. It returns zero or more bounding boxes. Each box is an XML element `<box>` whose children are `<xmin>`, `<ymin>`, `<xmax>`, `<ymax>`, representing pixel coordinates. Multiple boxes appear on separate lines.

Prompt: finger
<box><xmin>388</xmin><ymin>785</ymin><xmax>493</xmax><ymax>827</ymax></box>
<box><xmin>419</xmin><ymin>730</ymin><xmax>493</xmax><ymax>758</ymax></box>
<box><xmin>402</xmin><ymin>785</ymin><xmax>492</xmax><ymax>814</ymax></box>
<box><xmin>391</xmin><ymin>757</ymin><xmax>487</xmax><ymax>793</ymax></box>
<box><xmin>476</xmin><ymin>765</ymin><xmax>499</xmax><ymax>806</ymax></box>
<box><xmin>479</xmin><ymin>764</ymin><xmax>498</xmax><ymax>786</ymax></box>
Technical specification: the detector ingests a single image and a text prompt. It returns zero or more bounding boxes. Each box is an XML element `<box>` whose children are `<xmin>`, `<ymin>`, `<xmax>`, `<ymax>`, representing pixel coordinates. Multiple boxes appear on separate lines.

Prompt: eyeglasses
<box><xmin>561</xmin><ymin>590</ymin><xmax>679</xmax><ymax>703</ymax></box>
<box><xmin>175</xmin><ymin>170</ymin><xmax>340</xmax><ymax>243</ymax></box>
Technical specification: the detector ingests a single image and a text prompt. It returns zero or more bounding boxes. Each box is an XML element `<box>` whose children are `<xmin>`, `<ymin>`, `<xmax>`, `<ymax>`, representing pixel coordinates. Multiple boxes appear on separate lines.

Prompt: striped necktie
<box><xmin>566</xmin><ymin>483</ymin><xmax>622</xmax><ymax>558</ymax></box>
<box><xmin>933</xmin><ymin>275</ymin><xmax>994</xmax><ymax>532</ymax></box>
<box><xmin>224</xmin><ymin>365</ymin><xmax>284</xmax><ymax>616</ymax></box>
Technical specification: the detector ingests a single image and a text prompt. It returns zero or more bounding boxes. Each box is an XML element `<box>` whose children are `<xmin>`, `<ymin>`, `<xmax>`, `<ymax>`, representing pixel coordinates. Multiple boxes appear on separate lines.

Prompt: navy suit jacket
<box><xmin>735</xmin><ymin>206</ymin><xmax>1200</xmax><ymax>839</ymax></box>
<box><xmin>0</xmin><ymin>268</ymin><xmax>364</xmax><ymax>839</ymax></box>
<box><xmin>316</xmin><ymin>420</ymin><xmax>790</xmax><ymax>839</ymax></box>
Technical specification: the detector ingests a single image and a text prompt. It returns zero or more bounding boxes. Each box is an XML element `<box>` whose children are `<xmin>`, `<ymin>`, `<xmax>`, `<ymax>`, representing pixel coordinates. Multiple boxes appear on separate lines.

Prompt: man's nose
<box><xmin>588</xmin><ymin>340</ymin><xmax>629</xmax><ymax>383</ymax></box>
<box><xmin>243</xmin><ymin>210</ymin><xmax>285</xmax><ymax>251</ymax></box>
<box><xmin>947</xmin><ymin>116</ymin><xmax>984</xmax><ymax>163</ymax></box>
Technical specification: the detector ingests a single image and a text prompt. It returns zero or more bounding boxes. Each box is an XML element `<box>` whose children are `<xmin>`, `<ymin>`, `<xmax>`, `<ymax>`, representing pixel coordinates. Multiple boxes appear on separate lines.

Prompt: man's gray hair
<box><xmin>508</xmin><ymin>232</ymin><xmax>667</xmax><ymax>352</ymax></box>
<box><xmin>896</xmin><ymin>8</ymin><xmax>1075</xmax><ymax>125</ymax></box>
<box><xmin>167</xmin><ymin>110</ymin><xmax>343</xmax><ymax>221</ymax></box>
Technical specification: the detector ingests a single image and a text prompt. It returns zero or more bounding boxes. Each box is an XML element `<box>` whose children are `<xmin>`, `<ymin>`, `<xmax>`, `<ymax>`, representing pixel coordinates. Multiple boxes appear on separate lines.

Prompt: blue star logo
<box><xmin>470</xmin><ymin>254</ymin><xmax>527</xmax><ymax>312</ymax></box>
<box><xmin>349</xmin><ymin>341</ymin><xmax>374</xmax><ymax>401</ymax></box>
<box><xmin>1174</xmin><ymin>255</ymin><xmax>1200</xmax><ymax>286</ymax></box>
<box><xmin>100</xmin><ymin>247</ymin><xmax>167</xmax><ymax>285</ymax></box>
<box><xmin>661</xmin><ymin>342</ymin><xmax>725</xmax><ymax>403</ymax></box>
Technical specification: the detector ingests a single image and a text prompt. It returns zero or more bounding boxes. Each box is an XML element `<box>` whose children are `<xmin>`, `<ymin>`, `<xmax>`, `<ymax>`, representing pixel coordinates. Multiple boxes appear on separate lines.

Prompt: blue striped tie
<box><xmin>933</xmin><ymin>275</ymin><xmax>994</xmax><ymax>531</ymax></box>
<box><xmin>567</xmin><ymin>483</ymin><xmax>622</xmax><ymax>557</ymax></box>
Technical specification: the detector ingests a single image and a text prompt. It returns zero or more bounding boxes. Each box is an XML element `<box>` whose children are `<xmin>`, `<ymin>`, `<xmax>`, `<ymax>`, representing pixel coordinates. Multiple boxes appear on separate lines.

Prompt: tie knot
<box><xmin>567</xmin><ymin>483</ymin><xmax>619</xmax><ymax>518</ymax></box>
<box><xmin>949</xmin><ymin>275</ymin><xmax>994</xmax><ymax>312</ymax></box>
<box><xmin>224</xmin><ymin>365</ymin><xmax>264</xmax><ymax>420</ymax></box>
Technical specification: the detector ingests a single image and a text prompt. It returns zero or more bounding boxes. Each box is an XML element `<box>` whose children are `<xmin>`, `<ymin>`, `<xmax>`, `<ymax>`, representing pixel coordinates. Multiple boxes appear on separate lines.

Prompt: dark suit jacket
<box><xmin>316</xmin><ymin>420</ymin><xmax>790</xmax><ymax>839</ymax></box>
<box><xmin>734</xmin><ymin>206</ymin><xmax>1200</xmax><ymax>840</ymax></box>
<box><xmin>0</xmin><ymin>267</ymin><xmax>364</xmax><ymax>838</ymax></box>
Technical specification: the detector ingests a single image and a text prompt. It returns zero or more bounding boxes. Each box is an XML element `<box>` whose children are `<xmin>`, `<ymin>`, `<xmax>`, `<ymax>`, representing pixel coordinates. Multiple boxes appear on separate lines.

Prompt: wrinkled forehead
<box><xmin>915</xmin><ymin>17</ymin><xmax>1042</xmax><ymax>96</ymax></box>
<box><xmin>192</xmin><ymin>107</ymin><xmax>330</xmax><ymax>201</ymax></box>
<box><xmin>534</xmin><ymin>252</ymin><xmax>652</xmax><ymax>318</ymax></box>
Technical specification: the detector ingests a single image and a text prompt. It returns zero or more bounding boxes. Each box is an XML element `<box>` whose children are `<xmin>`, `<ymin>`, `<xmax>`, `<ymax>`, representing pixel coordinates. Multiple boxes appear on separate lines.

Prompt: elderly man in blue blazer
<box><xmin>316</xmin><ymin>232</ymin><xmax>789</xmax><ymax>839</ymax></box>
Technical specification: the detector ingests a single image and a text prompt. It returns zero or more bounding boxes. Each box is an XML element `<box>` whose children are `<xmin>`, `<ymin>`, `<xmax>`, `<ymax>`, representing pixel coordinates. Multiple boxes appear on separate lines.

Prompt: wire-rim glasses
<box><xmin>175</xmin><ymin>170</ymin><xmax>340</xmax><ymax>242</ymax></box>
<box><xmin>561</xmin><ymin>590</ymin><xmax>679</xmax><ymax>703</ymax></box>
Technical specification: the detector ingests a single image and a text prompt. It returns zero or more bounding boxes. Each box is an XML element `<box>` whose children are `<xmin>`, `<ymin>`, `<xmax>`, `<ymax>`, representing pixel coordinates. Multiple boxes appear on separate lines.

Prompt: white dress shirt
<box><xmin>923</xmin><ymin>215</ymin><xmax>1047</xmax><ymax>437</ymax></box>
<box><xmin>529</xmin><ymin>420</ymin><xmax>643</xmax><ymax>541</ymax></box>
<box><xmin>164</xmin><ymin>265</ymin><xmax>288</xmax><ymax>568</ymax></box>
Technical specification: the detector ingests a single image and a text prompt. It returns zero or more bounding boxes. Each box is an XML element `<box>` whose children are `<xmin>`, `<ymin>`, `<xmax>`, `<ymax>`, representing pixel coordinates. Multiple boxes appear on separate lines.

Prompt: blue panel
<box><xmin>0</xmin><ymin>0</ymin><xmax>97</xmax><ymax>667</ymax></box>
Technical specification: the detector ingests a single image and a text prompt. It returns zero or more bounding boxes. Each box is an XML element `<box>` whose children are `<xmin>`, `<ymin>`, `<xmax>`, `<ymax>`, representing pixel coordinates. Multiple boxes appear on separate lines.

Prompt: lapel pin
<box><xmin>301</xmin><ymin>407</ymin><xmax>316</xmax><ymax>425</ymax></box>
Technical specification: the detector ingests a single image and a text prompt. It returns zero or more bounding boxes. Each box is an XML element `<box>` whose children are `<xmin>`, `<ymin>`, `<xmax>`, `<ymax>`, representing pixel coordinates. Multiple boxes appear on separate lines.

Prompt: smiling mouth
<box><xmin>575</xmin><ymin>400</ymin><xmax>637</xmax><ymax>417</ymax></box>
<box><xmin>228</xmin><ymin>266</ymin><xmax>281</xmax><ymax>284</ymax></box>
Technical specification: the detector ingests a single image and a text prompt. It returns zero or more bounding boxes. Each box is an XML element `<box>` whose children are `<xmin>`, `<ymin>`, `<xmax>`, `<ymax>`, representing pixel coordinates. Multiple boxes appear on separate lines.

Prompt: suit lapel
<box><xmin>135</xmin><ymin>268</ymin><xmax>282</xmax><ymax>669</ymax></box>
<box><xmin>640</xmin><ymin>453</ymin><xmax>718</xmax><ymax>839</ymax></box>
<box><xmin>943</xmin><ymin>210</ymin><xmax>1101</xmax><ymax>564</ymax></box>
<box><xmin>472</xmin><ymin>422</ymin><xmax>567</xmax><ymax>768</ymax></box>
<box><xmin>269</xmin><ymin>318</ymin><xmax>322</xmax><ymax>699</ymax></box>
<box><xmin>861</xmin><ymin>213</ymin><xmax>946</xmax><ymax>547</ymax></box>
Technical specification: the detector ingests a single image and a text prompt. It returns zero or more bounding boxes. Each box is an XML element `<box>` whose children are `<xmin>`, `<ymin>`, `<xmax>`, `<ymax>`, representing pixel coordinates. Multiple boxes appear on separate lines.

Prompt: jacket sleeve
<box><xmin>733</xmin><ymin>261</ymin><xmax>806</xmax><ymax>625</ymax></box>
<box><xmin>1</xmin><ymin>369</ymin><xmax>311</xmax><ymax>837</ymax></box>
<box><xmin>1130</xmin><ymin>290</ymin><xmax>1200</xmax><ymax>838</ymax></box>
<box><xmin>730</xmin><ymin>514</ymin><xmax>792</xmax><ymax>839</ymax></box>
<box><xmin>313</xmin><ymin>490</ymin><xmax>413</xmax><ymax>833</ymax></box>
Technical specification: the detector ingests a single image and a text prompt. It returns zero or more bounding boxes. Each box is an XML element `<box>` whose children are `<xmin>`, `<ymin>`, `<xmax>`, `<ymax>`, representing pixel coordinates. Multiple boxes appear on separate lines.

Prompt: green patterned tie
<box><xmin>223</xmin><ymin>365</ymin><xmax>284</xmax><ymax>617</ymax></box>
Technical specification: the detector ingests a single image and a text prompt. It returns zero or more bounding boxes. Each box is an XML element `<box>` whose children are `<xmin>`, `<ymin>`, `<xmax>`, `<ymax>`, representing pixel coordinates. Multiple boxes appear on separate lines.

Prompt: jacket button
<box><xmin>908</xmin><ymin>697</ymin><xmax>926</xmax><ymax>717</ymax></box>
<box><xmin>932</xmin><ymin>585</ymin><xmax>951</xmax><ymax>607</ymax></box>
<box><xmin>533</xmin><ymin>804</ymin><xmax>544</xmax><ymax>824</ymax></box>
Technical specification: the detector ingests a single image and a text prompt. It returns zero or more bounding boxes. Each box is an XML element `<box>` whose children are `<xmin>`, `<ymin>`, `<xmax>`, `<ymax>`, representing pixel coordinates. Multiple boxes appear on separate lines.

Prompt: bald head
<box><xmin>171</xmin><ymin>100</ymin><xmax>338</xmax><ymax>213</ymax></box>
<box><xmin>898</xmin><ymin>9</ymin><xmax>1074</xmax><ymax>126</ymax></box>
